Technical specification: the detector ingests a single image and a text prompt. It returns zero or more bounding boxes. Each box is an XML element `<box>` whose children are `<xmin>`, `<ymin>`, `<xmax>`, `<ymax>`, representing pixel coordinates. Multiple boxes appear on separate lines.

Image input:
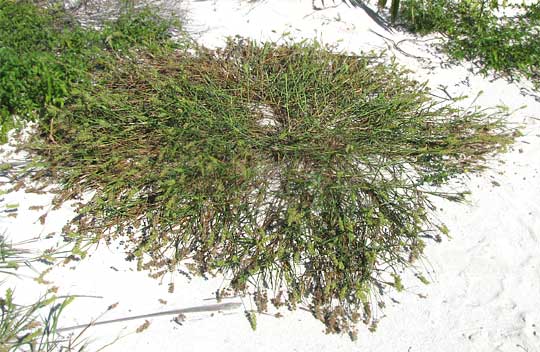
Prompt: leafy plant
<box><xmin>0</xmin><ymin>0</ymin><xmax>183</xmax><ymax>143</ymax></box>
<box><xmin>398</xmin><ymin>0</ymin><xmax>540</xmax><ymax>87</ymax></box>
<box><xmin>3</xmin><ymin>1</ymin><xmax>516</xmax><ymax>338</ymax></box>
<box><xmin>346</xmin><ymin>0</ymin><xmax>508</xmax><ymax>23</ymax></box>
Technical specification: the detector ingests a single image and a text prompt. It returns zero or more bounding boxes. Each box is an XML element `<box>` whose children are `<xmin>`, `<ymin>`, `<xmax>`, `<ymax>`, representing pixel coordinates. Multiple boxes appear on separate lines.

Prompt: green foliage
<box><xmin>0</xmin><ymin>235</ymin><xmax>26</xmax><ymax>274</ymax></box>
<box><xmin>0</xmin><ymin>0</ymin><xmax>88</xmax><ymax>142</ymax></box>
<box><xmin>316</xmin><ymin>1</ymin><xmax>539</xmax><ymax>86</ymax></box>
<box><xmin>29</xmin><ymin>37</ymin><xmax>513</xmax><ymax>337</ymax></box>
<box><xmin>0</xmin><ymin>236</ymin><xmax>75</xmax><ymax>352</ymax></box>
<box><xmin>0</xmin><ymin>289</ymin><xmax>74</xmax><ymax>352</ymax></box>
<box><xmin>101</xmin><ymin>7</ymin><xmax>181</xmax><ymax>51</ymax></box>
<box><xmin>398</xmin><ymin>0</ymin><xmax>540</xmax><ymax>87</ymax></box>
<box><xmin>0</xmin><ymin>0</ymin><xmax>181</xmax><ymax>143</ymax></box>
<box><xmin>3</xmin><ymin>1</ymin><xmax>516</xmax><ymax>338</ymax></box>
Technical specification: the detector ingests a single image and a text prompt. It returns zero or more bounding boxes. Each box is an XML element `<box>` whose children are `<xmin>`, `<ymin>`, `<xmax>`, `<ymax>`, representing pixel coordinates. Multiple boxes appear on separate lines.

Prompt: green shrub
<box><xmin>0</xmin><ymin>0</ymin><xmax>88</xmax><ymax>141</ymax></box>
<box><xmin>347</xmin><ymin>0</ymin><xmax>539</xmax><ymax>87</ymax></box>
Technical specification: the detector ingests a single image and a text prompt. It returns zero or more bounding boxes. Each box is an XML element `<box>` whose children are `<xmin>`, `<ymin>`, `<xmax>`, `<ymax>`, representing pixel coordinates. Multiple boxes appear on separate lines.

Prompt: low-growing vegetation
<box><xmin>0</xmin><ymin>0</ymin><xmax>182</xmax><ymax>143</ymax></box>
<box><xmin>342</xmin><ymin>0</ymin><xmax>540</xmax><ymax>88</ymax></box>
<box><xmin>0</xmin><ymin>236</ymin><xmax>76</xmax><ymax>352</ymax></box>
<box><xmin>397</xmin><ymin>0</ymin><xmax>540</xmax><ymax>87</ymax></box>
<box><xmin>1</xmin><ymin>0</ymin><xmax>517</xmax><ymax>339</ymax></box>
<box><xmin>0</xmin><ymin>288</ymin><xmax>75</xmax><ymax>352</ymax></box>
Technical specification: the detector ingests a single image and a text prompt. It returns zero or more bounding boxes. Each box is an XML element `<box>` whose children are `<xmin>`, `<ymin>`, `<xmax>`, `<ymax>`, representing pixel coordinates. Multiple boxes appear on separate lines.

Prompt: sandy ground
<box><xmin>1</xmin><ymin>1</ymin><xmax>540</xmax><ymax>351</ymax></box>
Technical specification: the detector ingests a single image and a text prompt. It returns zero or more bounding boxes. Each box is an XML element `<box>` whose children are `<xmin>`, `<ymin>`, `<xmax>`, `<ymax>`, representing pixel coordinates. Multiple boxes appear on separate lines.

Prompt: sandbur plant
<box><xmin>3</xmin><ymin>1</ymin><xmax>515</xmax><ymax>338</ymax></box>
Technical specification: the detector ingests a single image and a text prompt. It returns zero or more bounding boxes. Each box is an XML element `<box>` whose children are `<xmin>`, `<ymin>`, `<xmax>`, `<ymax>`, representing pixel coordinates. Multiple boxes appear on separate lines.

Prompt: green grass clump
<box><xmin>0</xmin><ymin>236</ymin><xmax>75</xmax><ymax>352</ymax></box>
<box><xmin>397</xmin><ymin>0</ymin><xmax>540</xmax><ymax>87</ymax></box>
<box><xmin>3</xmin><ymin>1</ymin><xmax>515</xmax><ymax>337</ymax></box>
<box><xmin>0</xmin><ymin>288</ymin><xmax>74</xmax><ymax>352</ymax></box>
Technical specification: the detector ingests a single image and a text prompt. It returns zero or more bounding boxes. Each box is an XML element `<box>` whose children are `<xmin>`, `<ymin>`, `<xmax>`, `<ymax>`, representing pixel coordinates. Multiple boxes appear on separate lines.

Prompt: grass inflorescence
<box><xmin>3</xmin><ymin>0</ymin><xmax>516</xmax><ymax>337</ymax></box>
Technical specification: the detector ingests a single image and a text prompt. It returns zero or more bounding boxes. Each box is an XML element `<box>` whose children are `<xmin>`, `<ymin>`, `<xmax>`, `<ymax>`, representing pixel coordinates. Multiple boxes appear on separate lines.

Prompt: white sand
<box><xmin>1</xmin><ymin>1</ymin><xmax>539</xmax><ymax>351</ymax></box>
